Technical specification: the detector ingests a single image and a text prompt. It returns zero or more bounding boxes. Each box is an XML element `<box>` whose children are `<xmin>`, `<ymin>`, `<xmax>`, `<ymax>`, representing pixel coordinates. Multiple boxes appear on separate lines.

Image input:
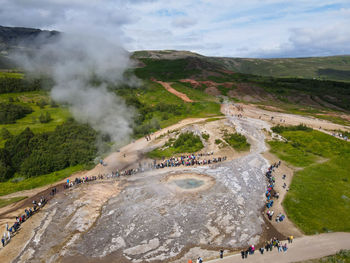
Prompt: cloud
<box><xmin>1</xmin><ymin>0</ymin><xmax>350</xmax><ymax>57</ymax></box>
<box><xmin>172</xmin><ymin>17</ymin><xmax>197</xmax><ymax>28</ymax></box>
<box><xmin>249</xmin><ymin>22</ymin><xmax>350</xmax><ymax>58</ymax></box>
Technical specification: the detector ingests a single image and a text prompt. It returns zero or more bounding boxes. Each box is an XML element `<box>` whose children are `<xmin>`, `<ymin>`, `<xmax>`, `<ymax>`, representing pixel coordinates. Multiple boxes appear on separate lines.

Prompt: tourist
<box><xmin>283</xmin><ymin>243</ymin><xmax>288</xmax><ymax>252</ymax></box>
<box><xmin>220</xmin><ymin>249</ymin><xmax>224</xmax><ymax>258</ymax></box>
<box><xmin>290</xmin><ymin>235</ymin><xmax>293</xmax><ymax>243</ymax></box>
<box><xmin>278</xmin><ymin>243</ymin><xmax>283</xmax><ymax>252</ymax></box>
<box><xmin>1</xmin><ymin>236</ymin><xmax>5</xmax><ymax>247</ymax></box>
<box><xmin>259</xmin><ymin>247</ymin><xmax>264</xmax><ymax>254</ymax></box>
<box><xmin>241</xmin><ymin>250</ymin><xmax>245</xmax><ymax>259</ymax></box>
<box><xmin>7</xmin><ymin>230</ymin><xmax>11</xmax><ymax>242</ymax></box>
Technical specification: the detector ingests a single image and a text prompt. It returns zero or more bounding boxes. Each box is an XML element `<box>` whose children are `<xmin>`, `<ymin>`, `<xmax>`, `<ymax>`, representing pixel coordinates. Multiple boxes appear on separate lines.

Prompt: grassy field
<box><xmin>171</xmin><ymin>82</ymin><xmax>217</xmax><ymax>102</ymax></box>
<box><xmin>0</xmin><ymin>91</ymin><xmax>71</xmax><ymax>146</ymax></box>
<box><xmin>268</xmin><ymin>129</ymin><xmax>350</xmax><ymax>234</ymax></box>
<box><xmin>297</xmin><ymin>250</ymin><xmax>350</xmax><ymax>263</ymax></box>
<box><xmin>0</xmin><ymin>196</ymin><xmax>27</xmax><ymax>208</ymax></box>
<box><xmin>0</xmin><ymin>165</ymin><xmax>84</xmax><ymax>196</ymax></box>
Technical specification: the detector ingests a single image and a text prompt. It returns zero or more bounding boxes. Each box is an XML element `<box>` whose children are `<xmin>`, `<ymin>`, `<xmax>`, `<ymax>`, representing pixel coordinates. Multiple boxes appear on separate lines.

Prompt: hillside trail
<box><xmin>153</xmin><ymin>79</ymin><xmax>194</xmax><ymax>102</ymax></box>
<box><xmin>207</xmin><ymin>232</ymin><xmax>350</xmax><ymax>263</ymax></box>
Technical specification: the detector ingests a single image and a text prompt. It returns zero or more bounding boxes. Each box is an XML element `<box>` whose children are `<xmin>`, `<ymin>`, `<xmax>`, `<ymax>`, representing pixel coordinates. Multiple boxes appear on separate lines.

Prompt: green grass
<box><xmin>171</xmin><ymin>82</ymin><xmax>217</xmax><ymax>102</ymax></box>
<box><xmin>205</xmin><ymin>117</ymin><xmax>225</xmax><ymax>122</ymax></box>
<box><xmin>147</xmin><ymin>132</ymin><xmax>204</xmax><ymax>158</ymax></box>
<box><xmin>0</xmin><ymin>165</ymin><xmax>84</xmax><ymax>196</ymax></box>
<box><xmin>0</xmin><ymin>91</ymin><xmax>71</xmax><ymax>146</ymax></box>
<box><xmin>223</xmin><ymin>133</ymin><xmax>250</xmax><ymax>151</ymax></box>
<box><xmin>0</xmin><ymin>72</ymin><xmax>24</xmax><ymax>79</ymax></box>
<box><xmin>268</xmin><ymin>128</ymin><xmax>350</xmax><ymax>234</ymax></box>
<box><xmin>0</xmin><ymin>196</ymin><xmax>27</xmax><ymax>208</ymax></box>
<box><xmin>117</xmin><ymin>80</ymin><xmax>222</xmax><ymax>137</ymax></box>
<box><xmin>297</xmin><ymin>250</ymin><xmax>350</xmax><ymax>263</ymax></box>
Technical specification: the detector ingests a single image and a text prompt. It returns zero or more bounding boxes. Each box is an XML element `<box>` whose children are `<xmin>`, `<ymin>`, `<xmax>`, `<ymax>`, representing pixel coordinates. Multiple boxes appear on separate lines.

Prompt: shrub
<box><xmin>202</xmin><ymin>133</ymin><xmax>210</xmax><ymax>141</ymax></box>
<box><xmin>215</xmin><ymin>139</ymin><xmax>222</xmax><ymax>145</ymax></box>
<box><xmin>223</xmin><ymin>133</ymin><xmax>250</xmax><ymax>151</ymax></box>
<box><xmin>39</xmin><ymin>112</ymin><xmax>52</xmax><ymax>123</ymax></box>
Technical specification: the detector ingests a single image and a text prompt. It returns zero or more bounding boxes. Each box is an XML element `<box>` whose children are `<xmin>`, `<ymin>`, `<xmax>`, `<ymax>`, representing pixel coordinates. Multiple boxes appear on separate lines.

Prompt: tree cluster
<box><xmin>0</xmin><ymin>77</ymin><xmax>46</xmax><ymax>93</ymax></box>
<box><xmin>0</xmin><ymin>121</ymin><xmax>97</xmax><ymax>181</ymax></box>
<box><xmin>0</xmin><ymin>103</ymin><xmax>33</xmax><ymax>124</ymax></box>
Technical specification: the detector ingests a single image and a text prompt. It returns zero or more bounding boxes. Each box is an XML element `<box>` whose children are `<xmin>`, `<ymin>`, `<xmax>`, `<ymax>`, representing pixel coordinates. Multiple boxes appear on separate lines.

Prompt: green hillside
<box><xmin>133</xmin><ymin>50</ymin><xmax>350</xmax><ymax>82</ymax></box>
<box><xmin>213</xmin><ymin>55</ymin><xmax>350</xmax><ymax>82</ymax></box>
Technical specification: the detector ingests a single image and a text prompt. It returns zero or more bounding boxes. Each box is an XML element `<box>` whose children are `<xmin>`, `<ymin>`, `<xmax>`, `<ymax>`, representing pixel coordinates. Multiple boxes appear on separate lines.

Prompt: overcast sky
<box><xmin>1</xmin><ymin>0</ymin><xmax>350</xmax><ymax>58</ymax></box>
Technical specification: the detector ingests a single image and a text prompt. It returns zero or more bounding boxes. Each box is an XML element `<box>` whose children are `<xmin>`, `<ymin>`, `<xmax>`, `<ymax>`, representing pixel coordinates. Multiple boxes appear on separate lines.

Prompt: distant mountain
<box><xmin>133</xmin><ymin>50</ymin><xmax>350</xmax><ymax>82</ymax></box>
<box><xmin>0</xmin><ymin>25</ymin><xmax>59</xmax><ymax>53</ymax></box>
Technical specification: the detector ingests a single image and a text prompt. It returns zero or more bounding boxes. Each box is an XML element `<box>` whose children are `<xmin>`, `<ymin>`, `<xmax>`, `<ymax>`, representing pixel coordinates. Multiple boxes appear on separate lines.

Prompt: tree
<box><xmin>39</xmin><ymin>112</ymin><xmax>52</xmax><ymax>123</ymax></box>
<box><xmin>0</xmin><ymin>148</ymin><xmax>14</xmax><ymax>181</ymax></box>
<box><xmin>0</xmin><ymin>127</ymin><xmax>12</xmax><ymax>140</ymax></box>
<box><xmin>5</xmin><ymin>127</ymin><xmax>34</xmax><ymax>170</ymax></box>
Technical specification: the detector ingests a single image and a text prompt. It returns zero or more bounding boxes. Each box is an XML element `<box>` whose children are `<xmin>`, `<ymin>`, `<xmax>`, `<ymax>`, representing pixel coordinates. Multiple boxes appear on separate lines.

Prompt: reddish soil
<box><xmin>153</xmin><ymin>79</ymin><xmax>194</xmax><ymax>102</ymax></box>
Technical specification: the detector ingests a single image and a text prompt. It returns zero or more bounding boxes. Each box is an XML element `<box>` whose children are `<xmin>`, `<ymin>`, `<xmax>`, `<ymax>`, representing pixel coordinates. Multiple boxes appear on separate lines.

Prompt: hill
<box><xmin>0</xmin><ymin>25</ymin><xmax>59</xmax><ymax>53</ymax></box>
<box><xmin>133</xmin><ymin>50</ymin><xmax>350</xmax><ymax>82</ymax></box>
<box><xmin>133</xmin><ymin>54</ymin><xmax>350</xmax><ymax>117</ymax></box>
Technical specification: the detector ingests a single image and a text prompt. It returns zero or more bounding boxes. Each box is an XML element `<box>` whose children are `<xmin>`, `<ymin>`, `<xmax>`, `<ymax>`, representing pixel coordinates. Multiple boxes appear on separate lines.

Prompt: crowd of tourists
<box><xmin>240</xmin><ymin>237</ymin><xmax>290</xmax><ymax>259</ymax></box>
<box><xmin>1</xmin><ymin>197</ymin><xmax>47</xmax><ymax>248</ymax></box>
<box><xmin>154</xmin><ymin>154</ymin><xmax>227</xmax><ymax>169</ymax></box>
<box><xmin>265</xmin><ymin>161</ymin><xmax>286</xmax><ymax>222</ymax></box>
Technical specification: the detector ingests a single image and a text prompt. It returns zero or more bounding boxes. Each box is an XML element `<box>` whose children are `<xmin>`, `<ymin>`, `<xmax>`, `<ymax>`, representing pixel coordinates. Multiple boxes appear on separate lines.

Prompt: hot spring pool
<box><xmin>173</xmin><ymin>178</ymin><xmax>205</xmax><ymax>189</ymax></box>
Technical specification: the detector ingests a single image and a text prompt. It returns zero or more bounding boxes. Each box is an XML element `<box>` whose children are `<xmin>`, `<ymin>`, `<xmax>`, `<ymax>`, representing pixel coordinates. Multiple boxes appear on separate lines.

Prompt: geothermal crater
<box><xmin>166</xmin><ymin>173</ymin><xmax>215</xmax><ymax>193</ymax></box>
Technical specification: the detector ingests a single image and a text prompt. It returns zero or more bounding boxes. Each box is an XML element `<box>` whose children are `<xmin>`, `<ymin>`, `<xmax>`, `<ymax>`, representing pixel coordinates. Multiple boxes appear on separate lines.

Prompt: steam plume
<box><xmin>12</xmin><ymin>31</ymin><xmax>136</xmax><ymax>148</ymax></box>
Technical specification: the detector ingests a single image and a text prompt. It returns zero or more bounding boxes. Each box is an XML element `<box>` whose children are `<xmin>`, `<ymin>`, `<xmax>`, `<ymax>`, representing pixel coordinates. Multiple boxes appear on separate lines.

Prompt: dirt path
<box><xmin>225</xmin><ymin>103</ymin><xmax>350</xmax><ymax>133</ymax></box>
<box><xmin>262</xmin><ymin>152</ymin><xmax>303</xmax><ymax>237</ymax></box>
<box><xmin>153</xmin><ymin>79</ymin><xmax>194</xmax><ymax>102</ymax></box>
<box><xmin>207</xmin><ymin>232</ymin><xmax>350</xmax><ymax>263</ymax></box>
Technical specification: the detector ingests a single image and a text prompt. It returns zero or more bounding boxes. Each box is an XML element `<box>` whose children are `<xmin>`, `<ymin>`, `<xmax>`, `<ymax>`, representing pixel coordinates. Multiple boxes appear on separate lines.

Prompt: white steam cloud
<box><xmin>13</xmin><ymin>32</ymin><xmax>137</xmax><ymax>148</ymax></box>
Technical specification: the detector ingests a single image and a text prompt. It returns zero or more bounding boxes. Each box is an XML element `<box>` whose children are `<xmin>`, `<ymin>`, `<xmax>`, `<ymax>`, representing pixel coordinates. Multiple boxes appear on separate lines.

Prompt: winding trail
<box><xmin>208</xmin><ymin>232</ymin><xmax>350</xmax><ymax>263</ymax></box>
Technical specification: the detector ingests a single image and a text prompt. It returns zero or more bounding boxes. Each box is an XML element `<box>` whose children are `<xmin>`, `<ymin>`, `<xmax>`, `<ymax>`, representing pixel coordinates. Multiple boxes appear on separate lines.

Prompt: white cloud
<box><xmin>1</xmin><ymin>0</ymin><xmax>350</xmax><ymax>57</ymax></box>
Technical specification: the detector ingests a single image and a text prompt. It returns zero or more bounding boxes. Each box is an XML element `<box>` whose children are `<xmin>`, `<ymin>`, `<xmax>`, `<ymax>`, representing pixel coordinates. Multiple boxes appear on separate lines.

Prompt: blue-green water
<box><xmin>174</xmin><ymin>178</ymin><xmax>204</xmax><ymax>189</ymax></box>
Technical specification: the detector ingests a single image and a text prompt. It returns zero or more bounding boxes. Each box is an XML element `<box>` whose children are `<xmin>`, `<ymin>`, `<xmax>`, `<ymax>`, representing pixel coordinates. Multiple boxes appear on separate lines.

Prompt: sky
<box><xmin>0</xmin><ymin>0</ymin><xmax>350</xmax><ymax>58</ymax></box>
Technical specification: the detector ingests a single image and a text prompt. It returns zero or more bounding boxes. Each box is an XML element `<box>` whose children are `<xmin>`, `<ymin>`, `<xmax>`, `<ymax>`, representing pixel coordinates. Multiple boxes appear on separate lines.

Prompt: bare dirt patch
<box><xmin>153</xmin><ymin>79</ymin><xmax>194</xmax><ymax>102</ymax></box>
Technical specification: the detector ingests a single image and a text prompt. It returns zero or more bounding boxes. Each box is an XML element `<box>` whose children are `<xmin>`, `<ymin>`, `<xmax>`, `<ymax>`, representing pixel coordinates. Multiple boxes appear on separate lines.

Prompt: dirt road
<box><xmin>154</xmin><ymin>79</ymin><xmax>194</xmax><ymax>102</ymax></box>
<box><xmin>226</xmin><ymin>103</ymin><xmax>350</xmax><ymax>133</ymax></box>
<box><xmin>207</xmin><ymin>232</ymin><xmax>350</xmax><ymax>263</ymax></box>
